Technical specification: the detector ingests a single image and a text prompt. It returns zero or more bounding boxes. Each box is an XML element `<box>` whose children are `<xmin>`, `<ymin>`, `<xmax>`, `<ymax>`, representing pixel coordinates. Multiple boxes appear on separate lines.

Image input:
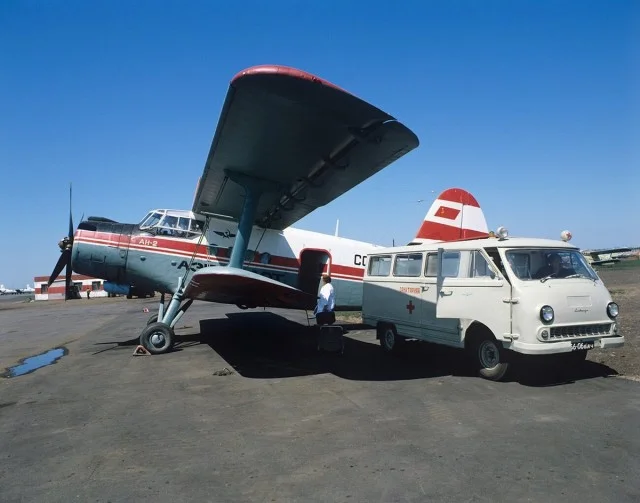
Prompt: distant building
<box><xmin>33</xmin><ymin>274</ymin><xmax>107</xmax><ymax>301</ymax></box>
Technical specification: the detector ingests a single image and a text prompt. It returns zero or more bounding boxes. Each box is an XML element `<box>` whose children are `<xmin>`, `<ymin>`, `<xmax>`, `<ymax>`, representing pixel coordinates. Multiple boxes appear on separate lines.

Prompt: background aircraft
<box><xmin>0</xmin><ymin>284</ymin><xmax>17</xmax><ymax>295</ymax></box>
<box><xmin>44</xmin><ymin>65</ymin><xmax>484</xmax><ymax>356</ymax></box>
<box><xmin>581</xmin><ymin>247</ymin><xmax>634</xmax><ymax>266</ymax></box>
<box><xmin>15</xmin><ymin>284</ymin><xmax>35</xmax><ymax>294</ymax></box>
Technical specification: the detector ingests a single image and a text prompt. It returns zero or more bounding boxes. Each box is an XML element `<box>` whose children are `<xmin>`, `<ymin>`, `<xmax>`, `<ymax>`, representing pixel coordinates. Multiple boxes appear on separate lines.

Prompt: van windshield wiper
<box><xmin>540</xmin><ymin>274</ymin><xmax>556</xmax><ymax>283</ymax></box>
<box><xmin>564</xmin><ymin>273</ymin><xmax>597</xmax><ymax>283</ymax></box>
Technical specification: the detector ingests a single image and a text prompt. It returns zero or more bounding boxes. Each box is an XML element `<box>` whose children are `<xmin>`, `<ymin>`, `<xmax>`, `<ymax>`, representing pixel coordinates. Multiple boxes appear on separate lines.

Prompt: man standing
<box><xmin>315</xmin><ymin>274</ymin><xmax>335</xmax><ymax>325</ymax></box>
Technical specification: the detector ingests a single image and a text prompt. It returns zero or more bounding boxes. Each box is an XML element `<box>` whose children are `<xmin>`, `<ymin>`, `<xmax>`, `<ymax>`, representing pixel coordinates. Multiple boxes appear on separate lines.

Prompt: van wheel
<box><xmin>475</xmin><ymin>338</ymin><xmax>509</xmax><ymax>381</ymax></box>
<box><xmin>379</xmin><ymin>324</ymin><xmax>403</xmax><ymax>353</ymax></box>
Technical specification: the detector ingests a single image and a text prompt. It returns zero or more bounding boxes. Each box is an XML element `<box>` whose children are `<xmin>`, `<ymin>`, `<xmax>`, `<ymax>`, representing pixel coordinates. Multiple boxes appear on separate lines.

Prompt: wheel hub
<box><xmin>479</xmin><ymin>341</ymin><xmax>499</xmax><ymax>368</ymax></box>
<box><xmin>150</xmin><ymin>332</ymin><xmax>166</xmax><ymax>347</ymax></box>
<box><xmin>385</xmin><ymin>330</ymin><xmax>394</xmax><ymax>348</ymax></box>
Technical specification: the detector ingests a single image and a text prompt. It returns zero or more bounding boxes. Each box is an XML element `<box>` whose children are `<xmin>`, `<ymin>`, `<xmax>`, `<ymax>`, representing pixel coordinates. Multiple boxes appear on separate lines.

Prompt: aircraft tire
<box><xmin>140</xmin><ymin>322</ymin><xmax>175</xmax><ymax>355</ymax></box>
<box><xmin>147</xmin><ymin>314</ymin><xmax>158</xmax><ymax>325</ymax></box>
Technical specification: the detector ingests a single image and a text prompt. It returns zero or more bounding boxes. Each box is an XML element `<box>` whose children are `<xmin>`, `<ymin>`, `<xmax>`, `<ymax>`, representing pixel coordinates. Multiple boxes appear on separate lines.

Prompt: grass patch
<box><xmin>335</xmin><ymin>311</ymin><xmax>363</xmax><ymax>323</ymax></box>
<box><xmin>595</xmin><ymin>259</ymin><xmax>640</xmax><ymax>271</ymax></box>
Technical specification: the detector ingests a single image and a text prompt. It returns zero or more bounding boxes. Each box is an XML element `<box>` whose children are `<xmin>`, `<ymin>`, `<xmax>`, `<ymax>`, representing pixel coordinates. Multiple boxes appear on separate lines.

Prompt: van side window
<box><xmin>393</xmin><ymin>253</ymin><xmax>423</xmax><ymax>277</ymax></box>
<box><xmin>441</xmin><ymin>251</ymin><xmax>460</xmax><ymax>277</ymax></box>
<box><xmin>470</xmin><ymin>251</ymin><xmax>495</xmax><ymax>278</ymax></box>
<box><xmin>368</xmin><ymin>255</ymin><xmax>392</xmax><ymax>276</ymax></box>
<box><xmin>424</xmin><ymin>253</ymin><xmax>438</xmax><ymax>277</ymax></box>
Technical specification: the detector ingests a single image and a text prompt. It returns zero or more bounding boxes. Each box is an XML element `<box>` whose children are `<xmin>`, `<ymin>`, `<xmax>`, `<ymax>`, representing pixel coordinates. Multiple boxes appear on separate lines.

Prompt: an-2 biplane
<box><xmin>581</xmin><ymin>247</ymin><xmax>634</xmax><ymax>266</ymax></box>
<box><xmin>46</xmin><ymin>65</ymin><xmax>420</xmax><ymax>354</ymax></box>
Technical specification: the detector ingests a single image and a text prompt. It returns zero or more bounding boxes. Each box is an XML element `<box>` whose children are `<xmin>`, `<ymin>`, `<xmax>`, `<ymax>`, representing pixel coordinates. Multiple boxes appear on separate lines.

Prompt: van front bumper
<box><xmin>507</xmin><ymin>336</ymin><xmax>624</xmax><ymax>355</ymax></box>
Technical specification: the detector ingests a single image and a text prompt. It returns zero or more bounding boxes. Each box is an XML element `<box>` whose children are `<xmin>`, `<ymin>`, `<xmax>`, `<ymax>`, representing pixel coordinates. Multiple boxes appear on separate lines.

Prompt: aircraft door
<box><xmin>298</xmin><ymin>249</ymin><xmax>331</xmax><ymax>297</ymax></box>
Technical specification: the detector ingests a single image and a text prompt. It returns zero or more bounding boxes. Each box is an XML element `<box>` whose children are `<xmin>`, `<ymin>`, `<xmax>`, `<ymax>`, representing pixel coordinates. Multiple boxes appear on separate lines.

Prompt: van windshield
<box><xmin>505</xmin><ymin>249</ymin><xmax>598</xmax><ymax>282</ymax></box>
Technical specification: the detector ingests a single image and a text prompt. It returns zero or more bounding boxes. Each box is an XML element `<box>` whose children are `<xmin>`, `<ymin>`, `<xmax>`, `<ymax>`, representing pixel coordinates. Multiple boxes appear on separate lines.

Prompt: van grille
<box><xmin>549</xmin><ymin>324</ymin><xmax>612</xmax><ymax>339</ymax></box>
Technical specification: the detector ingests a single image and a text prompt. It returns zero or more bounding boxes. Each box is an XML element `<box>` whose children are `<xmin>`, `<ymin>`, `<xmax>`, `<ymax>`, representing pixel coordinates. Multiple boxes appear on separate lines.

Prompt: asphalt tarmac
<box><xmin>1</xmin><ymin>297</ymin><xmax>639</xmax><ymax>502</ymax></box>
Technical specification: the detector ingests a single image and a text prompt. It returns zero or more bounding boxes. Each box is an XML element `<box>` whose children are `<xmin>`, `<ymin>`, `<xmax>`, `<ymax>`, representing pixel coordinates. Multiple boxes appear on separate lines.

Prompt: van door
<box><xmin>436</xmin><ymin>249</ymin><xmax>511</xmax><ymax>341</ymax></box>
<box><xmin>392</xmin><ymin>252</ymin><xmax>424</xmax><ymax>338</ymax></box>
<box><xmin>421</xmin><ymin>251</ymin><xmax>459</xmax><ymax>344</ymax></box>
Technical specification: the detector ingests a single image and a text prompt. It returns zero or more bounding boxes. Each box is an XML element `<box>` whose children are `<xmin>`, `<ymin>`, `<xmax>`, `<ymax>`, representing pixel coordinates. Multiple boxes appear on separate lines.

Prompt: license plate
<box><xmin>571</xmin><ymin>341</ymin><xmax>595</xmax><ymax>351</ymax></box>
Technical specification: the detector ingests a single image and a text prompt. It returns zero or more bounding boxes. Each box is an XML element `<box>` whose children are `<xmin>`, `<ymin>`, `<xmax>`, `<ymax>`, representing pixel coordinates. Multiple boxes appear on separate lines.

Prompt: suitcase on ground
<box><xmin>317</xmin><ymin>325</ymin><xmax>344</xmax><ymax>354</ymax></box>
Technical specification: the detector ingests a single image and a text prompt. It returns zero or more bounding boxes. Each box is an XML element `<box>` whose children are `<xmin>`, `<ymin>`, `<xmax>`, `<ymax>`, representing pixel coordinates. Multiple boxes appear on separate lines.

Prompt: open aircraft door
<box><xmin>435</xmin><ymin>248</ymin><xmax>512</xmax><ymax>339</ymax></box>
<box><xmin>298</xmin><ymin>248</ymin><xmax>332</xmax><ymax>297</ymax></box>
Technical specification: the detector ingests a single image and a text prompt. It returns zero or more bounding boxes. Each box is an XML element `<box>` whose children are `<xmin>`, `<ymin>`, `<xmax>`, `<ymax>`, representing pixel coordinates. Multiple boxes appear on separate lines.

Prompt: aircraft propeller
<box><xmin>47</xmin><ymin>184</ymin><xmax>77</xmax><ymax>300</ymax></box>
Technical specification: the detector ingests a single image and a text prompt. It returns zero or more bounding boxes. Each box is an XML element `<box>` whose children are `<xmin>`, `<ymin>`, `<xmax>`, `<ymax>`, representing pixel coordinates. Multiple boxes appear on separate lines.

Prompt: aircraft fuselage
<box><xmin>71</xmin><ymin>211</ymin><xmax>383</xmax><ymax>309</ymax></box>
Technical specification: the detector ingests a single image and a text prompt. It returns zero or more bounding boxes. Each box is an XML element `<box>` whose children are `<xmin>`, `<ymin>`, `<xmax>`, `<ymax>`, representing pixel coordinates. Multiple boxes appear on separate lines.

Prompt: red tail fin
<box><xmin>411</xmin><ymin>188</ymin><xmax>489</xmax><ymax>244</ymax></box>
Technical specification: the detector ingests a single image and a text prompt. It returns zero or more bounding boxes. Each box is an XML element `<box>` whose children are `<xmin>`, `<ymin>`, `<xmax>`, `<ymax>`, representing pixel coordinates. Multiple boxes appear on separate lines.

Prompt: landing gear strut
<box><xmin>137</xmin><ymin>171</ymin><xmax>274</xmax><ymax>355</ymax></box>
<box><xmin>138</xmin><ymin>291</ymin><xmax>194</xmax><ymax>354</ymax></box>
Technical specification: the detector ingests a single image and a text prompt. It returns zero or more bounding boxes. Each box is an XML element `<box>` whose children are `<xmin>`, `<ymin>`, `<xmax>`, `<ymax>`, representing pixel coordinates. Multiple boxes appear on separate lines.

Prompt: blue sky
<box><xmin>1</xmin><ymin>0</ymin><xmax>637</xmax><ymax>287</ymax></box>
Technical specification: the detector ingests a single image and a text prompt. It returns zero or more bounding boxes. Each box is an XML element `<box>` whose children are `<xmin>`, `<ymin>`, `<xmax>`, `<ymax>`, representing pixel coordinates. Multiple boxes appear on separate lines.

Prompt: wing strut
<box><xmin>223</xmin><ymin>170</ymin><xmax>281</xmax><ymax>270</ymax></box>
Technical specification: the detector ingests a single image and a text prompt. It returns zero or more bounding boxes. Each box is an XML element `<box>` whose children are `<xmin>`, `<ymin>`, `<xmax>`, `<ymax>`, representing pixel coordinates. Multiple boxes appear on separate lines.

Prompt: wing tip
<box><xmin>231</xmin><ymin>64</ymin><xmax>351</xmax><ymax>95</ymax></box>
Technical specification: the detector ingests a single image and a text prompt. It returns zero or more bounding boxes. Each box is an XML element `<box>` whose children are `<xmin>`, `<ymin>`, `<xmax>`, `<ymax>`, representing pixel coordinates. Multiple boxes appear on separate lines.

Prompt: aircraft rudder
<box><xmin>413</xmin><ymin>187</ymin><xmax>489</xmax><ymax>243</ymax></box>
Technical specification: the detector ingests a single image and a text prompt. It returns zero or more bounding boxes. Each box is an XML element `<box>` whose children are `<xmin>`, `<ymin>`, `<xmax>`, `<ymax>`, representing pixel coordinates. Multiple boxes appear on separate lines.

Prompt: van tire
<box><xmin>378</xmin><ymin>324</ymin><xmax>403</xmax><ymax>353</ymax></box>
<box><xmin>472</xmin><ymin>336</ymin><xmax>510</xmax><ymax>381</ymax></box>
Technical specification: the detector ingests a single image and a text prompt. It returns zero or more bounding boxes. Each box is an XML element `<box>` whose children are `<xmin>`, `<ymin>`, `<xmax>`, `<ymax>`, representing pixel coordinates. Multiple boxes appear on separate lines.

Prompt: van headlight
<box><xmin>607</xmin><ymin>302</ymin><xmax>619</xmax><ymax>319</ymax></box>
<box><xmin>540</xmin><ymin>305</ymin><xmax>554</xmax><ymax>323</ymax></box>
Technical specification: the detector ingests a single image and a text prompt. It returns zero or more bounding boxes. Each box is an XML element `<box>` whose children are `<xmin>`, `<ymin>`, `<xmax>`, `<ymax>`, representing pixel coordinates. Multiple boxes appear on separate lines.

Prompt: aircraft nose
<box><xmin>72</xmin><ymin>219</ymin><xmax>134</xmax><ymax>283</ymax></box>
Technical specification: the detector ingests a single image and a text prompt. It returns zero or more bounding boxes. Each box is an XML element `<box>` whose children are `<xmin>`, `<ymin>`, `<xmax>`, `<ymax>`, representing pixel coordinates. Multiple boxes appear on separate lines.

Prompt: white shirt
<box><xmin>316</xmin><ymin>282</ymin><xmax>335</xmax><ymax>312</ymax></box>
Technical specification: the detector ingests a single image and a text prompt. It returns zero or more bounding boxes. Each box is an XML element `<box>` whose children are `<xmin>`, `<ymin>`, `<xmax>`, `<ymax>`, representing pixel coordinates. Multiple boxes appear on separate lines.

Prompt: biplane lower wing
<box><xmin>184</xmin><ymin>267</ymin><xmax>318</xmax><ymax>310</ymax></box>
<box><xmin>192</xmin><ymin>64</ymin><xmax>419</xmax><ymax>230</ymax></box>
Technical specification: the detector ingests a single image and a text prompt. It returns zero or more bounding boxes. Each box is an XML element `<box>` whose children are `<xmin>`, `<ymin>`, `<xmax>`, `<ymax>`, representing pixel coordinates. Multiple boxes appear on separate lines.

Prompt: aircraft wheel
<box><xmin>147</xmin><ymin>314</ymin><xmax>158</xmax><ymax>325</ymax></box>
<box><xmin>140</xmin><ymin>322</ymin><xmax>175</xmax><ymax>355</ymax></box>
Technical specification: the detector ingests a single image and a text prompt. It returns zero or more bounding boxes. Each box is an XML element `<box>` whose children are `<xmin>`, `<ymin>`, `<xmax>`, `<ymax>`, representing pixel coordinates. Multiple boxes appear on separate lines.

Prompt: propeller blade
<box><xmin>65</xmin><ymin>254</ymin><xmax>73</xmax><ymax>301</ymax></box>
<box><xmin>68</xmin><ymin>183</ymin><xmax>74</xmax><ymax>239</ymax></box>
<box><xmin>47</xmin><ymin>250</ymin><xmax>70</xmax><ymax>287</ymax></box>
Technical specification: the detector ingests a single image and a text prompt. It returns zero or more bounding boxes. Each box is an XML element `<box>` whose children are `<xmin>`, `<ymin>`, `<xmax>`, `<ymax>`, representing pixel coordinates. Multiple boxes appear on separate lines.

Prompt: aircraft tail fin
<box><xmin>410</xmin><ymin>188</ymin><xmax>490</xmax><ymax>244</ymax></box>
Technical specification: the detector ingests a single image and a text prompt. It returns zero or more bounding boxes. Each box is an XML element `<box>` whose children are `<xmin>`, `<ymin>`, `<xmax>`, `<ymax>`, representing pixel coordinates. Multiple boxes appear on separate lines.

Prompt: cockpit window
<box><xmin>190</xmin><ymin>220</ymin><xmax>204</xmax><ymax>233</ymax></box>
<box><xmin>139</xmin><ymin>212</ymin><xmax>163</xmax><ymax>229</ymax></box>
<box><xmin>505</xmin><ymin>249</ymin><xmax>598</xmax><ymax>281</ymax></box>
<box><xmin>138</xmin><ymin>211</ymin><xmax>205</xmax><ymax>239</ymax></box>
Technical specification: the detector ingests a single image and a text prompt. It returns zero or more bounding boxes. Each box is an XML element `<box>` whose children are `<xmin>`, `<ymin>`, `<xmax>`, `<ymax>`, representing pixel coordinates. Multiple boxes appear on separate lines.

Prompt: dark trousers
<box><xmin>315</xmin><ymin>310</ymin><xmax>336</xmax><ymax>326</ymax></box>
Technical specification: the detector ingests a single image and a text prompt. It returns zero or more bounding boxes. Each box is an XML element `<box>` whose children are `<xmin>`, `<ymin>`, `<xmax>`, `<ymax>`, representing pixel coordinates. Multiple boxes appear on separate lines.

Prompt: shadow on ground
<box><xmin>149</xmin><ymin>311</ymin><xmax>620</xmax><ymax>387</ymax></box>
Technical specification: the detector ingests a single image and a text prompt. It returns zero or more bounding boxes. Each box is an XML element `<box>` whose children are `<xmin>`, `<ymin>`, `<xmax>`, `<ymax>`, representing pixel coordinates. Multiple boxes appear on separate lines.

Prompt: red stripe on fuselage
<box><xmin>74</xmin><ymin>230</ymin><xmax>366</xmax><ymax>279</ymax></box>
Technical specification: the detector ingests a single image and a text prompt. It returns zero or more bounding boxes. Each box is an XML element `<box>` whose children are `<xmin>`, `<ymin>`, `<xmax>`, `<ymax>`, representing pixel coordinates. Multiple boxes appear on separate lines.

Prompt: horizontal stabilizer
<box><xmin>184</xmin><ymin>267</ymin><xmax>317</xmax><ymax>310</ymax></box>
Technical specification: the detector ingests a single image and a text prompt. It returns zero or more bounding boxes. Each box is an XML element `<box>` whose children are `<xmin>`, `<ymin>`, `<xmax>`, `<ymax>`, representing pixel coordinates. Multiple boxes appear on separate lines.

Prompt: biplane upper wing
<box><xmin>192</xmin><ymin>65</ymin><xmax>419</xmax><ymax>230</ymax></box>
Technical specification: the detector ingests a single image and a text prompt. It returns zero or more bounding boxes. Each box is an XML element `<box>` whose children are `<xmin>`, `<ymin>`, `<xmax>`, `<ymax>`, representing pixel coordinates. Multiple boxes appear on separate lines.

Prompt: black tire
<box><xmin>474</xmin><ymin>337</ymin><xmax>510</xmax><ymax>381</ymax></box>
<box><xmin>139</xmin><ymin>322</ymin><xmax>175</xmax><ymax>355</ymax></box>
<box><xmin>378</xmin><ymin>324</ymin><xmax>403</xmax><ymax>353</ymax></box>
<box><xmin>147</xmin><ymin>314</ymin><xmax>159</xmax><ymax>325</ymax></box>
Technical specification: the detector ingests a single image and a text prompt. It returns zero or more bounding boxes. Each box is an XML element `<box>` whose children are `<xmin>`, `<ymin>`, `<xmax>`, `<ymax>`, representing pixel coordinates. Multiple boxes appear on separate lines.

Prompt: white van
<box><xmin>361</xmin><ymin>230</ymin><xmax>623</xmax><ymax>381</ymax></box>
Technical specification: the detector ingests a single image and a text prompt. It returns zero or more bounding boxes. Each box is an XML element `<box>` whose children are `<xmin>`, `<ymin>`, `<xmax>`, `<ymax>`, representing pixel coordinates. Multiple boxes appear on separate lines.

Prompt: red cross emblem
<box><xmin>406</xmin><ymin>300</ymin><xmax>415</xmax><ymax>314</ymax></box>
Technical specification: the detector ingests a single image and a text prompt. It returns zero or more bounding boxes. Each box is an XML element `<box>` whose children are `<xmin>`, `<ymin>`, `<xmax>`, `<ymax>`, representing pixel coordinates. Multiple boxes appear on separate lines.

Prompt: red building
<box><xmin>33</xmin><ymin>274</ymin><xmax>107</xmax><ymax>300</ymax></box>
